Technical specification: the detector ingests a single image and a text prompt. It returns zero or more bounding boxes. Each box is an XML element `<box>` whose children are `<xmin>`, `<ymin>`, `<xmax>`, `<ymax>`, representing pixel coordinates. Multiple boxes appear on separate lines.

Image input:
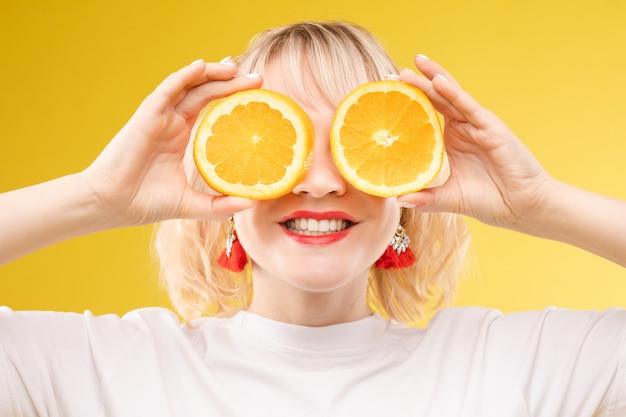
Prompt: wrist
<box><xmin>513</xmin><ymin>179</ymin><xmax>626</xmax><ymax>267</ymax></box>
<box><xmin>68</xmin><ymin>171</ymin><xmax>125</xmax><ymax>234</ymax></box>
<box><xmin>513</xmin><ymin>177</ymin><xmax>570</xmax><ymax>240</ymax></box>
<box><xmin>0</xmin><ymin>172</ymin><xmax>120</xmax><ymax>265</ymax></box>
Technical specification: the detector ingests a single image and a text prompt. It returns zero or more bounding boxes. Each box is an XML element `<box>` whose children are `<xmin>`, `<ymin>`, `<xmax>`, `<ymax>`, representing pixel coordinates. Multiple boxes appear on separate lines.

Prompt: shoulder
<box><xmin>0</xmin><ymin>306</ymin><xmax>190</xmax><ymax>354</ymax></box>
<box><xmin>422</xmin><ymin>306</ymin><xmax>626</xmax><ymax>369</ymax></box>
<box><xmin>427</xmin><ymin>306</ymin><xmax>626</xmax><ymax>341</ymax></box>
<box><xmin>421</xmin><ymin>306</ymin><xmax>503</xmax><ymax>345</ymax></box>
<box><xmin>425</xmin><ymin>307</ymin><xmax>626</xmax><ymax>415</ymax></box>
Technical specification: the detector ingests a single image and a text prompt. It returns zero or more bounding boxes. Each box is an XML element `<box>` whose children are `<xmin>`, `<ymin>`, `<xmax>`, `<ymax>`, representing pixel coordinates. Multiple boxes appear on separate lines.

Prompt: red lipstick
<box><xmin>279</xmin><ymin>210</ymin><xmax>356</xmax><ymax>223</ymax></box>
<box><xmin>280</xmin><ymin>210</ymin><xmax>356</xmax><ymax>245</ymax></box>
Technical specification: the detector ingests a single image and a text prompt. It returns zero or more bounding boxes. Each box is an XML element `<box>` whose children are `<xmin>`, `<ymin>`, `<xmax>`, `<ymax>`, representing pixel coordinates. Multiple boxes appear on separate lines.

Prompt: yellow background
<box><xmin>1</xmin><ymin>0</ymin><xmax>625</xmax><ymax>318</ymax></box>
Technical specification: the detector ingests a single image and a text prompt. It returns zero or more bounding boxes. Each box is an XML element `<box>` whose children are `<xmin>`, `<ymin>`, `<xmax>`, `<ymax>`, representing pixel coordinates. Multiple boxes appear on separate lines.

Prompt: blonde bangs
<box><xmin>236</xmin><ymin>21</ymin><xmax>399</xmax><ymax>108</ymax></box>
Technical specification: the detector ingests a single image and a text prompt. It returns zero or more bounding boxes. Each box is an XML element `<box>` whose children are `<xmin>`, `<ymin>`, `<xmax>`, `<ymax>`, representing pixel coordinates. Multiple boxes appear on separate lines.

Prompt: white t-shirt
<box><xmin>0</xmin><ymin>306</ymin><xmax>625</xmax><ymax>416</ymax></box>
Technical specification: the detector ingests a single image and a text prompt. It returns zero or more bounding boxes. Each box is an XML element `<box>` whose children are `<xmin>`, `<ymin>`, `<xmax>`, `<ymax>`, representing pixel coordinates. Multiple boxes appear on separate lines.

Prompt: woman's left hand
<box><xmin>397</xmin><ymin>55</ymin><xmax>556</xmax><ymax>232</ymax></box>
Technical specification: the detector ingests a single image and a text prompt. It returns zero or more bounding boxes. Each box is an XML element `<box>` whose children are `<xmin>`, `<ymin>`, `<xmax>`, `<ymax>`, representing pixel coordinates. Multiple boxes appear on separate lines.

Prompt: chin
<box><xmin>281</xmin><ymin>261</ymin><xmax>371</xmax><ymax>293</ymax></box>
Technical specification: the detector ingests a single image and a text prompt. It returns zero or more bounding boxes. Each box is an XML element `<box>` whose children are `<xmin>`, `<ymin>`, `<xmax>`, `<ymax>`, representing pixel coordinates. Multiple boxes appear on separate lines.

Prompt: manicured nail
<box><xmin>436</xmin><ymin>73</ymin><xmax>449</xmax><ymax>82</ymax></box>
<box><xmin>398</xmin><ymin>202</ymin><xmax>418</xmax><ymax>209</ymax></box>
<box><xmin>245</xmin><ymin>72</ymin><xmax>261</xmax><ymax>79</ymax></box>
<box><xmin>190</xmin><ymin>59</ymin><xmax>204</xmax><ymax>66</ymax></box>
<box><xmin>416</xmin><ymin>54</ymin><xmax>431</xmax><ymax>61</ymax></box>
<box><xmin>220</xmin><ymin>56</ymin><xmax>236</xmax><ymax>65</ymax></box>
<box><xmin>401</xmin><ymin>67</ymin><xmax>417</xmax><ymax>76</ymax></box>
<box><xmin>384</xmin><ymin>74</ymin><xmax>400</xmax><ymax>80</ymax></box>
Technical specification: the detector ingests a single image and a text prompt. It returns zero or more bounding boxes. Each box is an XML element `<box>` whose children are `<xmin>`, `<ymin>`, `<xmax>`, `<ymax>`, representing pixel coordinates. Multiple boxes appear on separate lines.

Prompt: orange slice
<box><xmin>330</xmin><ymin>80</ymin><xmax>445</xmax><ymax>197</ymax></box>
<box><xmin>193</xmin><ymin>89</ymin><xmax>314</xmax><ymax>199</ymax></box>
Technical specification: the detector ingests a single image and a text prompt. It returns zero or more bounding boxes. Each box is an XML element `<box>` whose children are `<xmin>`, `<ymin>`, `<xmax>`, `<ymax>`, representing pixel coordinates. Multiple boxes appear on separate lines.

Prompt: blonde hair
<box><xmin>154</xmin><ymin>21</ymin><xmax>471</xmax><ymax>326</ymax></box>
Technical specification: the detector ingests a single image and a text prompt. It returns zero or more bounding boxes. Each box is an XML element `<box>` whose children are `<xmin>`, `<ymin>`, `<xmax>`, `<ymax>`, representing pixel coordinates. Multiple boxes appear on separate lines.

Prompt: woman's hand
<box><xmin>398</xmin><ymin>55</ymin><xmax>626</xmax><ymax>267</ymax></box>
<box><xmin>83</xmin><ymin>59</ymin><xmax>260</xmax><ymax>227</ymax></box>
<box><xmin>0</xmin><ymin>60</ymin><xmax>260</xmax><ymax>265</ymax></box>
<box><xmin>397</xmin><ymin>55</ymin><xmax>555</xmax><ymax>231</ymax></box>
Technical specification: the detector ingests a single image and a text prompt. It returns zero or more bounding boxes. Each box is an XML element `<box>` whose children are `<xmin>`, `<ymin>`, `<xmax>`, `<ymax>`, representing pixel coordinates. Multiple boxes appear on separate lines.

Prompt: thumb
<box><xmin>397</xmin><ymin>154</ymin><xmax>454</xmax><ymax>212</ymax></box>
<box><xmin>397</xmin><ymin>189</ymin><xmax>436</xmax><ymax>211</ymax></box>
<box><xmin>182</xmin><ymin>191</ymin><xmax>254</xmax><ymax>221</ymax></box>
<box><xmin>397</xmin><ymin>185</ymin><xmax>456</xmax><ymax>213</ymax></box>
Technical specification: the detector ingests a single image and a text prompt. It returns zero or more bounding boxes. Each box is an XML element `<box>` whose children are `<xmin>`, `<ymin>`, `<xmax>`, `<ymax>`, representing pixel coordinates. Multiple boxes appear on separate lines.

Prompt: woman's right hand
<box><xmin>0</xmin><ymin>60</ymin><xmax>260</xmax><ymax>265</ymax></box>
<box><xmin>83</xmin><ymin>59</ymin><xmax>260</xmax><ymax>227</ymax></box>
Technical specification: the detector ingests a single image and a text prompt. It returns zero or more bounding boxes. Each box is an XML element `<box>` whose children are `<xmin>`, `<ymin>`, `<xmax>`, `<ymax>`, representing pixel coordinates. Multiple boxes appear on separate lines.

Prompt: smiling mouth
<box><xmin>283</xmin><ymin>218</ymin><xmax>354</xmax><ymax>236</ymax></box>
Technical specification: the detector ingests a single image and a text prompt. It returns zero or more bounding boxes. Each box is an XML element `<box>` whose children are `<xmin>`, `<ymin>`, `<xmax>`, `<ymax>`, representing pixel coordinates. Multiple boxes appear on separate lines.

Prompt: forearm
<box><xmin>0</xmin><ymin>173</ymin><xmax>110</xmax><ymax>266</ymax></box>
<box><xmin>521</xmin><ymin>179</ymin><xmax>626</xmax><ymax>268</ymax></box>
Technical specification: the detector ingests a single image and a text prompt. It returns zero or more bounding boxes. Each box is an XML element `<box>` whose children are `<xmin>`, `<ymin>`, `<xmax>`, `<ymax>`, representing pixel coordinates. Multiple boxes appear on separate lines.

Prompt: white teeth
<box><xmin>284</xmin><ymin>218</ymin><xmax>351</xmax><ymax>235</ymax></box>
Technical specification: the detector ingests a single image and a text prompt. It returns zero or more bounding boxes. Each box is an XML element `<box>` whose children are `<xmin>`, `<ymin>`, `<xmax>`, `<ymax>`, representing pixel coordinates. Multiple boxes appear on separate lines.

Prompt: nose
<box><xmin>292</xmin><ymin>140</ymin><xmax>347</xmax><ymax>198</ymax></box>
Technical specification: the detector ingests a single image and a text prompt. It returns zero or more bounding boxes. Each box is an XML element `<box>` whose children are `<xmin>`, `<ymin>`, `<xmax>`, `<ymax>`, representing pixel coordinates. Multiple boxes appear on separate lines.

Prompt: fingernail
<box><xmin>401</xmin><ymin>67</ymin><xmax>417</xmax><ymax>76</ymax></box>
<box><xmin>220</xmin><ymin>56</ymin><xmax>236</xmax><ymax>65</ymax></box>
<box><xmin>245</xmin><ymin>72</ymin><xmax>261</xmax><ymax>79</ymax></box>
<box><xmin>436</xmin><ymin>73</ymin><xmax>449</xmax><ymax>82</ymax></box>
<box><xmin>398</xmin><ymin>202</ymin><xmax>417</xmax><ymax>209</ymax></box>
<box><xmin>416</xmin><ymin>54</ymin><xmax>431</xmax><ymax>61</ymax></box>
<box><xmin>384</xmin><ymin>74</ymin><xmax>400</xmax><ymax>80</ymax></box>
<box><xmin>190</xmin><ymin>59</ymin><xmax>205</xmax><ymax>66</ymax></box>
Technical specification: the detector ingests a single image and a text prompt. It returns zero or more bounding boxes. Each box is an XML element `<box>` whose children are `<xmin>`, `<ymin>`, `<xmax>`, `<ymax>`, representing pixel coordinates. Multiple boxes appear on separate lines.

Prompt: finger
<box><xmin>397</xmin><ymin>189</ymin><xmax>438</xmax><ymax>210</ymax></box>
<box><xmin>399</xmin><ymin>68</ymin><xmax>466</xmax><ymax>121</ymax></box>
<box><xmin>383</xmin><ymin>73</ymin><xmax>400</xmax><ymax>81</ymax></box>
<box><xmin>182</xmin><ymin>191</ymin><xmax>254</xmax><ymax>221</ymax></box>
<box><xmin>413</xmin><ymin>54</ymin><xmax>462</xmax><ymax>88</ymax></box>
<box><xmin>130</xmin><ymin>61</ymin><xmax>235</xmax><ymax>121</ymax></box>
<box><xmin>154</xmin><ymin>60</ymin><xmax>238</xmax><ymax>102</ymax></box>
<box><xmin>397</xmin><ymin>187</ymin><xmax>454</xmax><ymax>214</ymax></box>
<box><xmin>175</xmin><ymin>73</ymin><xmax>263</xmax><ymax>119</ymax></box>
<box><xmin>431</xmin><ymin>73</ymin><xmax>492</xmax><ymax>129</ymax></box>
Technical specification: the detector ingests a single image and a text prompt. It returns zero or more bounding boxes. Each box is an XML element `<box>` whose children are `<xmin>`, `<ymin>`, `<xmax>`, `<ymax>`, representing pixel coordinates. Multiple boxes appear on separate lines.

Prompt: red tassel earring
<box><xmin>375</xmin><ymin>224</ymin><xmax>417</xmax><ymax>269</ymax></box>
<box><xmin>217</xmin><ymin>216</ymin><xmax>248</xmax><ymax>272</ymax></box>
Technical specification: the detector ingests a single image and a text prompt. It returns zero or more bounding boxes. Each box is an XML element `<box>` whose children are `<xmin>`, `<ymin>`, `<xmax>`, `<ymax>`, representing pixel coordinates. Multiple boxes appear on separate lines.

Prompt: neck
<box><xmin>247</xmin><ymin>267</ymin><xmax>372</xmax><ymax>327</ymax></box>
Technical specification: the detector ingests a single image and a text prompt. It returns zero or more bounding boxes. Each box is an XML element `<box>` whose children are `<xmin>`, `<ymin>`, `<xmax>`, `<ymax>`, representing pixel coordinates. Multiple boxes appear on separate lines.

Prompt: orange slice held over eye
<box><xmin>193</xmin><ymin>89</ymin><xmax>315</xmax><ymax>199</ymax></box>
<box><xmin>330</xmin><ymin>80</ymin><xmax>447</xmax><ymax>197</ymax></box>
<box><xmin>194</xmin><ymin>81</ymin><xmax>447</xmax><ymax>200</ymax></box>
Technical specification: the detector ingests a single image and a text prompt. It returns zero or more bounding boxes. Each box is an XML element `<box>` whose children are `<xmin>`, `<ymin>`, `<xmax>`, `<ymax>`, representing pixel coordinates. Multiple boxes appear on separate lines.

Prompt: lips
<box><xmin>280</xmin><ymin>211</ymin><xmax>355</xmax><ymax>244</ymax></box>
<box><xmin>284</xmin><ymin>218</ymin><xmax>352</xmax><ymax>235</ymax></box>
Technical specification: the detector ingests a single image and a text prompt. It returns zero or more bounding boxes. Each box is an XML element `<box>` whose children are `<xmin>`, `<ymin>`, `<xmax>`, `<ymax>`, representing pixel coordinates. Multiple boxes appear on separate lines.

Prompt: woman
<box><xmin>1</xmin><ymin>21</ymin><xmax>625</xmax><ymax>416</ymax></box>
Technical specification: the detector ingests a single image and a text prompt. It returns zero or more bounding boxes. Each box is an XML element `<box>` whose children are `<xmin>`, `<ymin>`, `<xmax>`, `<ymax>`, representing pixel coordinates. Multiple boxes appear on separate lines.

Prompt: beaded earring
<box><xmin>375</xmin><ymin>218</ymin><xmax>417</xmax><ymax>269</ymax></box>
<box><xmin>217</xmin><ymin>216</ymin><xmax>248</xmax><ymax>272</ymax></box>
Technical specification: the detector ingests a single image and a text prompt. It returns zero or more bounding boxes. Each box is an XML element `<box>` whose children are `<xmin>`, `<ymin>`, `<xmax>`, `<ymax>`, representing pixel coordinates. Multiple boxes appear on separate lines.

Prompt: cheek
<box><xmin>232</xmin><ymin>206</ymin><xmax>281</xmax><ymax>268</ymax></box>
<box><xmin>373</xmin><ymin>199</ymin><xmax>401</xmax><ymax>253</ymax></box>
<box><xmin>232</xmin><ymin>210</ymin><xmax>262</xmax><ymax>253</ymax></box>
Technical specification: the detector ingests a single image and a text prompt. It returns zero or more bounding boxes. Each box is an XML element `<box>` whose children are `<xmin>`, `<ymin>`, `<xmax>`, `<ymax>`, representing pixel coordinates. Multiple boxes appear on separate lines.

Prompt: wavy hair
<box><xmin>153</xmin><ymin>21</ymin><xmax>471</xmax><ymax>325</ymax></box>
